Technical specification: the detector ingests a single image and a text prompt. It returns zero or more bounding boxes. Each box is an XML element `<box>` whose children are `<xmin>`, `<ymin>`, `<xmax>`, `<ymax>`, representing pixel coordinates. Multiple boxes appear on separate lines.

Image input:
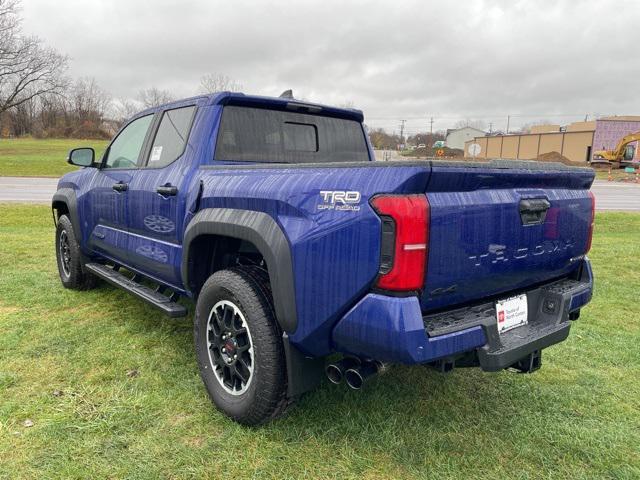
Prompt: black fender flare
<box><xmin>181</xmin><ymin>208</ymin><xmax>297</xmax><ymax>333</ymax></box>
<box><xmin>51</xmin><ymin>188</ymin><xmax>81</xmax><ymax>243</ymax></box>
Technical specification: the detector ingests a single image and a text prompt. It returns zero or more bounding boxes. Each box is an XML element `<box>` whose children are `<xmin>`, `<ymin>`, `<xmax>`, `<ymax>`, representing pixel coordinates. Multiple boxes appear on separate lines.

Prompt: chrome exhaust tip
<box><xmin>344</xmin><ymin>361</ymin><xmax>382</xmax><ymax>390</ymax></box>
<box><xmin>325</xmin><ymin>364</ymin><xmax>343</xmax><ymax>384</ymax></box>
<box><xmin>325</xmin><ymin>357</ymin><xmax>360</xmax><ymax>385</ymax></box>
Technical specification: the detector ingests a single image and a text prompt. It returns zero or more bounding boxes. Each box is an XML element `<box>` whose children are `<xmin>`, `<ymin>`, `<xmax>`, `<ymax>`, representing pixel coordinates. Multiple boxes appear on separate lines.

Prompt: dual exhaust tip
<box><xmin>325</xmin><ymin>357</ymin><xmax>383</xmax><ymax>390</ymax></box>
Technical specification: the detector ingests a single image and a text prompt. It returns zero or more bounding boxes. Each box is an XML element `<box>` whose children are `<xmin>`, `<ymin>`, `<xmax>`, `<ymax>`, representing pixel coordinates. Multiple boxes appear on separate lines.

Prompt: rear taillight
<box><xmin>585</xmin><ymin>191</ymin><xmax>595</xmax><ymax>254</ymax></box>
<box><xmin>370</xmin><ymin>194</ymin><xmax>430</xmax><ymax>292</ymax></box>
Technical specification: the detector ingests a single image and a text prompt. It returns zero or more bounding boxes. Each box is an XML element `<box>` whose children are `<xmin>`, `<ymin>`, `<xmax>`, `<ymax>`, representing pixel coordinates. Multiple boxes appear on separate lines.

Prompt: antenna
<box><xmin>279</xmin><ymin>89</ymin><xmax>294</xmax><ymax>99</ymax></box>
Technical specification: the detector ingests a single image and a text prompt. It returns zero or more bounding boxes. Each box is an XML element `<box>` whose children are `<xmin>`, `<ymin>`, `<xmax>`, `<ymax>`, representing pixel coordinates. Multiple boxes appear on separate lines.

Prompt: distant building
<box><xmin>463</xmin><ymin>116</ymin><xmax>640</xmax><ymax>163</ymax></box>
<box><xmin>529</xmin><ymin>124</ymin><xmax>561</xmax><ymax>134</ymax></box>
<box><xmin>445</xmin><ymin>126</ymin><xmax>486</xmax><ymax>150</ymax></box>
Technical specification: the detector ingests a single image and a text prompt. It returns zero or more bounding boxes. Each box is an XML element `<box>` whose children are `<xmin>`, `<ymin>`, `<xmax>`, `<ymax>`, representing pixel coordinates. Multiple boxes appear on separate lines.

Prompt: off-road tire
<box><xmin>194</xmin><ymin>266</ymin><xmax>289</xmax><ymax>425</ymax></box>
<box><xmin>55</xmin><ymin>215</ymin><xmax>97</xmax><ymax>290</ymax></box>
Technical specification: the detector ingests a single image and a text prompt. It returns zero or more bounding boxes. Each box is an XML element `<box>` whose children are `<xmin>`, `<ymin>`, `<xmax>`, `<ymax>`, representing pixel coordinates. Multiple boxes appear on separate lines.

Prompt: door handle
<box><xmin>112</xmin><ymin>182</ymin><xmax>128</xmax><ymax>192</ymax></box>
<box><xmin>156</xmin><ymin>184</ymin><xmax>178</xmax><ymax>196</ymax></box>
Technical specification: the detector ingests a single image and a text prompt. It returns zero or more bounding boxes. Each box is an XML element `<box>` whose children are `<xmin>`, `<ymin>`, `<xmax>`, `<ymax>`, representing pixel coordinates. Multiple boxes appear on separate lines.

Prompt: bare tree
<box><xmin>4</xmin><ymin>93</ymin><xmax>35</xmax><ymax>135</ymax></box>
<box><xmin>111</xmin><ymin>97</ymin><xmax>141</xmax><ymax>124</ymax></box>
<box><xmin>407</xmin><ymin>131</ymin><xmax>445</xmax><ymax>147</ymax></box>
<box><xmin>453</xmin><ymin>119</ymin><xmax>486</xmax><ymax>131</ymax></box>
<box><xmin>37</xmin><ymin>91</ymin><xmax>68</xmax><ymax>136</ymax></box>
<box><xmin>368</xmin><ymin>128</ymin><xmax>401</xmax><ymax>150</ymax></box>
<box><xmin>137</xmin><ymin>87</ymin><xmax>174</xmax><ymax>108</ymax></box>
<box><xmin>199</xmin><ymin>73</ymin><xmax>242</xmax><ymax>93</ymax></box>
<box><xmin>70</xmin><ymin>77</ymin><xmax>110</xmax><ymax>122</ymax></box>
<box><xmin>0</xmin><ymin>0</ymin><xmax>68</xmax><ymax>114</ymax></box>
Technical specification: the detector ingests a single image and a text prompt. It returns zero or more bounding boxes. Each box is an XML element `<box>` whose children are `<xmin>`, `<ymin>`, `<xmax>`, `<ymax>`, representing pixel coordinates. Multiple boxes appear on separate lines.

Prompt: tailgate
<box><xmin>421</xmin><ymin>160</ymin><xmax>595</xmax><ymax>312</ymax></box>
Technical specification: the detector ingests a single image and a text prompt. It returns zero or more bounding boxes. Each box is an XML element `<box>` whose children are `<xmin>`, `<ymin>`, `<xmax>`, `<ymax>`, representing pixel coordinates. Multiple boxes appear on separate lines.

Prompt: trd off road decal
<box><xmin>318</xmin><ymin>190</ymin><xmax>361</xmax><ymax>212</ymax></box>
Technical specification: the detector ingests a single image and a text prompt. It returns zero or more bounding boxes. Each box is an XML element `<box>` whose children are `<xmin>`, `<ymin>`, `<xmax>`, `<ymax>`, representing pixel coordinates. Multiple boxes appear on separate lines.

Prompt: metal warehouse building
<box><xmin>464</xmin><ymin>116</ymin><xmax>640</xmax><ymax>163</ymax></box>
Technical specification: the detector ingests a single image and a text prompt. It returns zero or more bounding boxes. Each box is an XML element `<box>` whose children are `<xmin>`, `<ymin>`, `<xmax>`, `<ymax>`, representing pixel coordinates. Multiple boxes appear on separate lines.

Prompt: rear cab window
<box><xmin>214</xmin><ymin>106</ymin><xmax>370</xmax><ymax>163</ymax></box>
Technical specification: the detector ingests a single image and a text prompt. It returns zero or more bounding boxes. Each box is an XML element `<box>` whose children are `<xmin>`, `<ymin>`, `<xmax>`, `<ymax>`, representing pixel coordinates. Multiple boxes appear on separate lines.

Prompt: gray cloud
<box><xmin>22</xmin><ymin>0</ymin><xmax>640</xmax><ymax>131</ymax></box>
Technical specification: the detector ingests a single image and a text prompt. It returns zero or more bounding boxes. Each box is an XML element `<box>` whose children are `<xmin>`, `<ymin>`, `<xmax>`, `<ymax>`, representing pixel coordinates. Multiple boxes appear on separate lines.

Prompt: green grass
<box><xmin>0</xmin><ymin>138</ymin><xmax>108</xmax><ymax>177</ymax></box>
<box><xmin>594</xmin><ymin>168</ymin><xmax>640</xmax><ymax>182</ymax></box>
<box><xmin>0</xmin><ymin>206</ymin><xmax>638</xmax><ymax>479</ymax></box>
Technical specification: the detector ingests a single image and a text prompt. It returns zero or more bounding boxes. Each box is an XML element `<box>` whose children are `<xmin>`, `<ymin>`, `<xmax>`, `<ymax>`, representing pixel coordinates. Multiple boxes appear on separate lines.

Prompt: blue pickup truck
<box><xmin>52</xmin><ymin>92</ymin><xmax>595</xmax><ymax>425</ymax></box>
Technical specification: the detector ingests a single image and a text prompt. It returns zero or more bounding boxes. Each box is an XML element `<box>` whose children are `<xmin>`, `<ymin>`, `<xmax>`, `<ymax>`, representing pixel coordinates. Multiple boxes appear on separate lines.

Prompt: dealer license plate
<box><xmin>495</xmin><ymin>294</ymin><xmax>528</xmax><ymax>334</ymax></box>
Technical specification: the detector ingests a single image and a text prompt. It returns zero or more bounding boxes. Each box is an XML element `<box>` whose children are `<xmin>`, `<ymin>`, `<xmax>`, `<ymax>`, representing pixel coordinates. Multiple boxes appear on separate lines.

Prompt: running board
<box><xmin>85</xmin><ymin>263</ymin><xmax>187</xmax><ymax>318</ymax></box>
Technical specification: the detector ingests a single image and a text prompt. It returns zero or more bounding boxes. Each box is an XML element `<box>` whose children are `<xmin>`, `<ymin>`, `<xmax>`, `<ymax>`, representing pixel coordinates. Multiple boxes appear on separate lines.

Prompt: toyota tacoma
<box><xmin>52</xmin><ymin>92</ymin><xmax>595</xmax><ymax>425</ymax></box>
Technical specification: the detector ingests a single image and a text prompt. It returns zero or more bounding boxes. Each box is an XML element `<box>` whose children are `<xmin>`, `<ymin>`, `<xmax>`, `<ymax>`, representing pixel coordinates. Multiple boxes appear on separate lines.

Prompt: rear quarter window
<box><xmin>214</xmin><ymin>106</ymin><xmax>369</xmax><ymax>163</ymax></box>
<box><xmin>147</xmin><ymin>106</ymin><xmax>196</xmax><ymax>168</ymax></box>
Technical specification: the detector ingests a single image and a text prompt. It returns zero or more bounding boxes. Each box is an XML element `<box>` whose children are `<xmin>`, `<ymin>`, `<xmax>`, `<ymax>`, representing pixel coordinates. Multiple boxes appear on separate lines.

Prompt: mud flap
<box><xmin>283</xmin><ymin>333</ymin><xmax>324</xmax><ymax>398</ymax></box>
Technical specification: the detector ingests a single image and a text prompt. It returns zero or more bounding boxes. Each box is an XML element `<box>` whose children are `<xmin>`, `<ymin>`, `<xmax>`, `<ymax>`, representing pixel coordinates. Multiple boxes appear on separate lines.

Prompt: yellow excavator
<box><xmin>592</xmin><ymin>131</ymin><xmax>640</xmax><ymax>168</ymax></box>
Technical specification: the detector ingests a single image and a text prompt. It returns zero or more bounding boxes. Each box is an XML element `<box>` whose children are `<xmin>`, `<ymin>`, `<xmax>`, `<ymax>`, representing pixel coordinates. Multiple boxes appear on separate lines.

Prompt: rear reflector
<box><xmin>585</xmin><ymin>191</ymin><xmax>595</xmax><ymax>254</ymax></box>
<box><xmin>370</xmin><ymin>194</ymin><xmax>430</xmax><ymax>291</ymax></box>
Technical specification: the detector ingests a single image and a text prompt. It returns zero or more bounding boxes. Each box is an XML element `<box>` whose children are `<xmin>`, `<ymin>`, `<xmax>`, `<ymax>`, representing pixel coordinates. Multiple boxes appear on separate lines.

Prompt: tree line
<box><xmin>368</xmin><ymin>129</ymin><xmax>447</xmax><ymax>150</ymax></box>
<box><xmin>0</xmin><ymin>0</ymin><xmax>245</xmax><ymax>139</ymax></box>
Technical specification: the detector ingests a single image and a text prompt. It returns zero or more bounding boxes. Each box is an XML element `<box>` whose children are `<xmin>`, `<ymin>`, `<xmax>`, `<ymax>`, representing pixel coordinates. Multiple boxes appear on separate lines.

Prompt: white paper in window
<box><xmin>150</xmin><ymin>146</ymin><xmax>163</xmax><ymax>162</ymax></box>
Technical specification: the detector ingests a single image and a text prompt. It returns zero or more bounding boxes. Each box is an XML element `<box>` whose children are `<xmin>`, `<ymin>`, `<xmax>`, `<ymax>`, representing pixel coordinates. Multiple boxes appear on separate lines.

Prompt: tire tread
<box><xmin>56</xmin><ymin>215</ymin><xmax>97</xmax><ymax>291</ymax></box>
<box><xmin>195</xmin><ymin>265</ymin><xmax>291</xmax><ymax>425</ymax></box>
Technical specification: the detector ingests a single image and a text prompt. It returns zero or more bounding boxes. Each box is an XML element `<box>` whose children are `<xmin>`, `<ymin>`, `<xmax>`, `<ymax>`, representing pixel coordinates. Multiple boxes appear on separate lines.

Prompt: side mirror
<box><xmin>67</xmin><ymin>147</ymin><xmax>96</xmax><ymax>167</ymax></box>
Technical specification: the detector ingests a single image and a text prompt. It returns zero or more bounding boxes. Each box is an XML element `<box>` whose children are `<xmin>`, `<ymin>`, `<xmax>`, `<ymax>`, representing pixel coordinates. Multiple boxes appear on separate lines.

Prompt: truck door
<box><xmin>86</xmin><ymin>114</ymin><xmax>154</xmax><ymax>264</ymax></box>
<box><xmin>125</xmin><ymin>105</ymin><xmax>197</xmax><ymax>289</ymax></box>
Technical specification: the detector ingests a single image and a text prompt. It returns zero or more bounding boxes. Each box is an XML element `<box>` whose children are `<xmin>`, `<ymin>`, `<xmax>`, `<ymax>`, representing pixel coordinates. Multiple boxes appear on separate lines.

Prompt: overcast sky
<box><xmin>22</xmin><ymin>0</ymin><xmax>640</xmax><ymax>133</ymax></box>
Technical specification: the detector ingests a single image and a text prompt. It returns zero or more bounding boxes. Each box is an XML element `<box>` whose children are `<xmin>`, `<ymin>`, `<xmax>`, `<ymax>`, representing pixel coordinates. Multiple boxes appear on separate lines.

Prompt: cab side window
<box><xmin>103</xmin><ymin>114</ymin><xmax>153</xmax><ymax>169</ymax></box>
<box><xmin>147</xmin><ymin>106</ymin><xmax>196</xmax><ymax>168</ymax></box>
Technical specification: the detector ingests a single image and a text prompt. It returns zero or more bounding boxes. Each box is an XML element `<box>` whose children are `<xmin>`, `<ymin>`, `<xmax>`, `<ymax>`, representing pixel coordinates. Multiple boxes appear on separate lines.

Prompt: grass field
<box><xmin>0</xmin><ymin>205</ymin><xmax>639</xmax><ymax>479</ymax></box>
<box><xmin>0</xmin><ymin>138</ymin><xmax>108</xmax><ymax>177</ymax></box>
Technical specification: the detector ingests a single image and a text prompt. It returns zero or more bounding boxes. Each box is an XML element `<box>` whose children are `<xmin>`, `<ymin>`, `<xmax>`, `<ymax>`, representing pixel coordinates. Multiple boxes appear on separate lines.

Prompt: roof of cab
<box><xmin>137</xmin><ymin>91</ymin><xmax>364</xmax><ymax>123</ymax></box>
<box><xmin>210</xmin><ymin>92</ymin><xmax>364</xmax><ymax>122</ymax></box>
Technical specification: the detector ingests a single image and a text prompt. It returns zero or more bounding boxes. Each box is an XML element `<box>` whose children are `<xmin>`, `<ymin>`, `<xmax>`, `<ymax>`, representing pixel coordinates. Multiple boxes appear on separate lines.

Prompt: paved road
<box><xmin>590</xmin><ymin>180</ymin><xmax>640</xmax><ymax>211</ymax></box>
<box><xmin>0</xmin><ymin>177</ymin><xmax>58</xmax><ymax>203</ymax></box>
<box><xmin>0</xmin><ymin>177</ymin><xmax>639</xmax><ymax>211</ymax></box>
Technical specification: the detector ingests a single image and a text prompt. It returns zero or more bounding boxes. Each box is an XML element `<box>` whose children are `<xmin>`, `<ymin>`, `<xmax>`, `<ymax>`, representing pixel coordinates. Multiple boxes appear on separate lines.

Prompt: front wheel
<box><xmin>55</xmin><ymin>215</ymin><xmax>96</xmax><ymax>290</ymax></box>
<box><xmin>194</xmin><ymin>267</ymin><xmax>289</xmax><ymax>425</ymax></box>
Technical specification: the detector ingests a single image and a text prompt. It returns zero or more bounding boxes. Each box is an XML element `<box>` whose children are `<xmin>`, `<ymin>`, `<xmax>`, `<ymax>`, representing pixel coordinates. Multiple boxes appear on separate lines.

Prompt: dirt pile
<box><xmin>536</xmin><ymin>151</ymin><xmax>581</xmax><ymax>166</ymax></box>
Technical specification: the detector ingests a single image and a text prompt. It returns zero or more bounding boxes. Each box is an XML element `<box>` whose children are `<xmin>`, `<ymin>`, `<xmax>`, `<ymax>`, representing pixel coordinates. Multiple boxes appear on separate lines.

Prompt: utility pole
<box><xmin>399</xmin><ymin>119</ymin><xmax>406</xmax><ymax>146</ymax></box>
<box><xmin>429</xmin><ymin>117</ymin><xmax>433</xmax><ymax>147</ymax></box>
<box><xmin>506</xmin><ymin>115</ymin><xmax>510</xmax><ymax>134</ymax></box>
<box><xmin>489</xmin><ymin>122</ymin><xmax>493</xmax><ymax>134</ymax></box>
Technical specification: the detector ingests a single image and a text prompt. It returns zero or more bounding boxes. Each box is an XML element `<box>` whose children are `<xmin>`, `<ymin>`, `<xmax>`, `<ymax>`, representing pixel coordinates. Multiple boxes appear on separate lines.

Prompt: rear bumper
<box><xmin>332</xmin><ymin>258</ymin><xmax>593</xmax><ymax>368</ymax></box>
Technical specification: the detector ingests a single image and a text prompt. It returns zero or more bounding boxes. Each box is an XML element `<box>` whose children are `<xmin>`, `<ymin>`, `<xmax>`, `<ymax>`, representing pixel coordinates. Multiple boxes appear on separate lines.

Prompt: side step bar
<box><xmin>85</xmin><ymin>263</ymin><xmax>187</xmax><ymax>318</ymax></box>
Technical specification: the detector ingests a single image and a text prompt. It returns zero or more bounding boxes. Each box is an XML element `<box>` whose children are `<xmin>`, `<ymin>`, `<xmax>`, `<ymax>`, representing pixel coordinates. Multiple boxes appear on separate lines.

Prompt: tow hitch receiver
<box><xmin>509</xmin><ymin>350</ymin><xmax>541</xmax><ymax>373</ymax></box>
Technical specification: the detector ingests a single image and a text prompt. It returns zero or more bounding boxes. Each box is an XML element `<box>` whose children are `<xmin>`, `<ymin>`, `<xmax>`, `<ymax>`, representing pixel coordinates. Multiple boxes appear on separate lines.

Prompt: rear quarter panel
<box><xmin>195</xmin><ymin>163</ymin><xmax>431</xmax><ymax>356</ymax></box>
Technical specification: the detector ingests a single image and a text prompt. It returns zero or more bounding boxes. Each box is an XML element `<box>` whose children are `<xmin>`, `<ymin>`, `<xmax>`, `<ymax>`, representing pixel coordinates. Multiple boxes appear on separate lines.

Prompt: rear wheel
<box><xmin>194</xmin><ymin>266</ymin><xmax>289</xmax><ymax>425</ymax></box>
<box><xmin>55</xmin><ymin>215</ymin><xmax>96</xmax><ymax>290</ymax></box>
